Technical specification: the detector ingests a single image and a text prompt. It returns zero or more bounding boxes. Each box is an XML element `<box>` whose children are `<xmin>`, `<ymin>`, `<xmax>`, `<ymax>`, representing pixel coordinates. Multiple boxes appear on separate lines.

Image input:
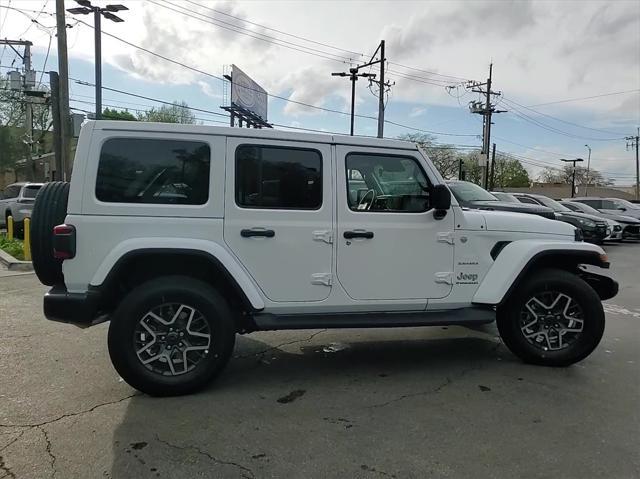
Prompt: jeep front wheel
<box><xmin>497</xmin><ymin>268</ymin><xmax>605</xmax><ymax>367</ymax></box>
<box><xmin>108</xmin><ymin>276</ymin><xmax>236</xmax><ymax>396</ymax></box>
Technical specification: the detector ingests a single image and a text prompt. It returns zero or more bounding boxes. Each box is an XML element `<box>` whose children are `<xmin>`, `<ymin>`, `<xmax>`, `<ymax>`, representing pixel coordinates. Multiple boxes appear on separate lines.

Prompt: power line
<box><xmin>387</xmin><ymin>61</ymin><xmax>474</xmax><ymax>83</ymax></box>
<box><xmin>527</xmin><ymin>89</ymin><xmax>640</xmax><ymax>107</ymax></box>
<box><xmin>151</xmin><ymin>0</ymin><xmax>354</xmax><ymax>64</ymax></box>
<box><xmin>501</xmin><ymin>96</ymin><xmax>630</xmax><ymax>136</ymax></box>
<box><xmin>182</xmin><ymin>0</ymin><xmax>365</xmax><ymax>58</ymax></box>
<box><xmin>506</xmin><ymin>106</ymin><xmax>624</xmax><ymax>141</ymax></box>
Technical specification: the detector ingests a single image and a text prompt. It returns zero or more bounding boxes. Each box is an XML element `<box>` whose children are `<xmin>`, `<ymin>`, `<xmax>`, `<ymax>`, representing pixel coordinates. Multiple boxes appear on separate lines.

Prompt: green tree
<box><xmin>102</xmin><ymin>108</ymin><xmax>136</xmax><ymax>121</ymax></box>
<box><xmin>137</xmin><ymin>101</ymin><xmax>197</xmax><ymax>124</ymax></box>
<box><xmin>0</xmin><ymin>78</ymin><xmax>52</xmax><ymax>179</ymax></box>
<box><xmin>493</xmin><ymin>153</ymin><xmax>531</xmax><ymax>188</ymax></box>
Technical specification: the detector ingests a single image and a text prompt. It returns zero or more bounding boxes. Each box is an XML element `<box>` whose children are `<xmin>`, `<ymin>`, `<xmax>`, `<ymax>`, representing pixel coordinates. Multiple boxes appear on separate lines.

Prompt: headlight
<box><xmin>577</xmin><ymin>218</ymin><xmax>596</xmax><ymax>227</ymax></box>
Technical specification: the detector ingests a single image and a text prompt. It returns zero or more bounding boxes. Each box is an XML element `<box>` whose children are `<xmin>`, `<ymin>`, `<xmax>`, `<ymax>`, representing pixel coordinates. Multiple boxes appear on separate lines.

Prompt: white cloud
<box><xmin>409</xmin><ymin>107</ymin><xmax>426</xmax><ymax>118</ymax></box>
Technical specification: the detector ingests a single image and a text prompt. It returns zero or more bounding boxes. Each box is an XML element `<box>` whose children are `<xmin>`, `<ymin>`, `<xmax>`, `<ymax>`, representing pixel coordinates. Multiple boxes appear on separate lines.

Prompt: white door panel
<box><xmin>223</xmin><ymin>138</ymin><xmax>333</xmax><ymax>303</ymax></box>
<box><xmin>336</xmin><ymin>146</ymin><xmax>454</xmax><ymax>301</ymax></box>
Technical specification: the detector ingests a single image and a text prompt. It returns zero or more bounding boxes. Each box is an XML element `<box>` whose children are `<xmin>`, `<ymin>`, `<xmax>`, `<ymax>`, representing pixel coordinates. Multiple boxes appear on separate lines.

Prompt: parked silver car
<box><xmin>0</xmin><ymin>182</ymin><xmax>44</xmax><ymax>231</ymax></box>
<box><xmin>571</xmin><ymin>197</ymin><xmax>640</xmax><ymax>220</ymax></box>
<box><xmin>562</xmin><ymin>199</ymin><xmax>640</xmax><ymax>239</ymax></box>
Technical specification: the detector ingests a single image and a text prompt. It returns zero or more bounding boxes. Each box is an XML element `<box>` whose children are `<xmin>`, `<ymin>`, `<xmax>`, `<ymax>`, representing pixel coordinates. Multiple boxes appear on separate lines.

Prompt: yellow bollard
<box><xmin>23</xmin><ymin>218</ymin><xmax>31</xmax><ymax>261</ymax></box>
<box><xmin>7</xmin><ymin>215</ymin><xmax>13</xmax><ymax>241</ymax></box>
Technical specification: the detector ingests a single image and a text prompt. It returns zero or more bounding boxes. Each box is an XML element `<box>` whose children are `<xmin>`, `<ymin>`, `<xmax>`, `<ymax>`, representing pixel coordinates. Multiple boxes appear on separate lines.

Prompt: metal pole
<box><xmin>94</xmin><ymin>8</ymin><xmax>102</xmax><ymax>120</ymax></box>
<box><xmin>636</xmin><ymin>127</ymin><xmax>640</xmax><ymax>200</ymax></box>
<box><xmin>571</xmin><ymin>162</ymin><xmax>577</xmax><ymax>198</ymax></box>
<box><xmin>350</xmin><ymin>71</ymin><xmax>356</xmax><ymax>136</ymax></box>
<box><xmin>22</xmin><ymin>43</ymin><xmax>35</xmax><ymax>180</ymax></box>
<box><xmin>49</xmin><ymin>72</ymin><xmax>63</xmax><ymax>181</ymax></box>
<box><xmin>584</xmin><ymin>145</ymin><xmax>591</xmax><ymax>196</ymax></box>
<box><xmin>377</xmin><ymin>40</ymin><xmax>385</xmax><ymax>138</ymax></box>
<box><xmin>55</xmin><ymin>0</ymin><xmax>71</xmax><ymax>179</ymax></box>
<box><xmin>489</xmin><ymin>143</ymin><xmax>496</xmax><ymax>190</ymax></box>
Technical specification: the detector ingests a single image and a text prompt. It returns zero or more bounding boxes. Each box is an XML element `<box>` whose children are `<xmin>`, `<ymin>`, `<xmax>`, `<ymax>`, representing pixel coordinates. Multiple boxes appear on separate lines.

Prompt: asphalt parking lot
<box><xmin>1</xmin><ymin>243</ymin><xmax>639</xmax><ymax>479</ymax></box>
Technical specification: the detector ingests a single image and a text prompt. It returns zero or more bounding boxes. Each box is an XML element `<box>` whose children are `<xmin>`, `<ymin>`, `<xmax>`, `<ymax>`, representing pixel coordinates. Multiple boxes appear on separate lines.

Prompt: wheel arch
<box><xmin>93</xmin><ymin>244</ymin><xmax>265</xmax><ymax>315</ymax></box>
<box><xmin>473</xmin><ymin>241</ymin><xmax>611</xmax><ymax>306</ymax></box>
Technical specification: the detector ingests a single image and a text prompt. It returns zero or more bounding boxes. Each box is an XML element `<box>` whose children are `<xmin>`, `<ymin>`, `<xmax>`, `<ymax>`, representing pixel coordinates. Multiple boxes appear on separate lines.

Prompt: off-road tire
<box><xmin>30</xmin><ymin>181</ymin><xmax>70</xmax><ymax>286</ymax></box>
<box><xmin>108</xmin><ymin>276</ymin><xmax>236</xmax><ymax>396</ymax></box>
<box><xmin>497</xmin><ymin>268</ymin><xmax>605</xmax><ymax>367</ymax></box>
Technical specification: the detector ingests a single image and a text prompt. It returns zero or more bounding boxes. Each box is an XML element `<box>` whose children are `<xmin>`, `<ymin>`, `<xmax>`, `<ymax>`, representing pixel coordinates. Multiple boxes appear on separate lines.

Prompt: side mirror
<box><xmin>618</xmin><ymin>207</ymin><xmax>627</xmax><ymax>211</ymax></box>
<box><xmin>432</xmin><ymin>184</ymin><xmax>451</xmax><ymax>219</ymax></box>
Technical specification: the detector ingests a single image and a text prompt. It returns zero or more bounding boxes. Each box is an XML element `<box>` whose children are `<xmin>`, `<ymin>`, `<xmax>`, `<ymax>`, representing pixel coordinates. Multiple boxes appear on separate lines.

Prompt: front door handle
<box><xmin>343</xmin><ymin>230</ymin><xmax>374</xmax><ymax>239</ymax></box>
<box><xmin>241</xmin><ymin>229</ymin><xmax>275</xmax><ymax>238</ymax></box>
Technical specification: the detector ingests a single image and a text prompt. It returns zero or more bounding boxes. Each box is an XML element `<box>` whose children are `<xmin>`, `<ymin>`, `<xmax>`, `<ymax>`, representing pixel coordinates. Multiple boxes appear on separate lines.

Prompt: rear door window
<box><xmin>96</xmin><ymin>138</ymin><xmax>211</xmax><ymax>205</ymax></box>
<box><xmin>235</xmin><ymin>145</ymin><xmax>322</xmax><ymax>209</ymax></box>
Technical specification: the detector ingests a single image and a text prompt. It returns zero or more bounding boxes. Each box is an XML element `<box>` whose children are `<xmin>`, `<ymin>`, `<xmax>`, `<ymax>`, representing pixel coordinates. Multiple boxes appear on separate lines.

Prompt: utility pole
<box><xmin>55</xmin><ymin>0</ymin><xmax>72</xmax><ymax>180</ymax></box>
<box><xmin>49</xmin><ymin>72</ymin><xmax>63</xmax><ymax>180</ymax></box>
<box><xmin>67</xmin><ymin>1</ymin><xmax>129</xmax><ymax>120</ymax></box>
<box><xmin>584</xmin><ymin>144</ymin><xmax>592</xmax><ymax>196</ymax></box>
<box><xmin>377</xmin><ymin>40</ymin><xmax>385</xmax><ymax>138</ymax></box>
<box><xmin>489</xmin><ymin>143</ymin><xmax>496</xmax><ymax>190</ymax></box>
<box><xmin>331</xmin><ymin>40</ymin><xmax>392</xmax><ymax>137</ymax></box>
<box><xmin>468</xmin><ymin>63</ymin><xmax>506</xmax><ymax>188</ymax></box>
<box><xmin>626</xmin><ymin>129</ymin><xmax>639</xmax><ymax>201</ymax></box>
<box><xmin>560</xmin><ymin>158</ymin><xmax>584</xmax><ymax>198</ymax></box>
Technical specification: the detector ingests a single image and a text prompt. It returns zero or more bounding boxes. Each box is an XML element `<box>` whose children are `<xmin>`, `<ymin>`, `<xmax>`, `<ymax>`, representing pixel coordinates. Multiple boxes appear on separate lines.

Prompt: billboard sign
<box><xmin>231</xmin><ymin>65</ymin><xmax>268</xmax><ymax>121</ymax></box>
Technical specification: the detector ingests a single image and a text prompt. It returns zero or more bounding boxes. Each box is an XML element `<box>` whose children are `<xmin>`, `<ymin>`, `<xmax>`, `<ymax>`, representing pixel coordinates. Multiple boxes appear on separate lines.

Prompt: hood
<box><xmin>600</xmin><ymin>212</ymin><xmax>640</xmax><ymax>224</ymax></box>
<box><xmin>481</xmin><ymin>210</ymin><xmax>575</xmax><ymax>236</ymax></box>
<box><xmin>556</xmin><ymin>211</ymin><xmax>606</xmax><ymax>223</ymax></box>
<box><xmin>467</xmin><ymin>200</ymin><xmax>555</xmax><ymax>219</ymax></box>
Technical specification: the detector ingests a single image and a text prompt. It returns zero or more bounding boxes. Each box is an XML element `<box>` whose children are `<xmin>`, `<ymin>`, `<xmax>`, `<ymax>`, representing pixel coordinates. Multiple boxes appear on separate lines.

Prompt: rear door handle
<box><xmin>343</xmin><ymin>230</ymin><xmax>374</xmax><ymax>239</ymax></box>
<box><xmin>241</xmin><ymin>228</ymin><xmax>275</xmax><ymax>238</ymax></box>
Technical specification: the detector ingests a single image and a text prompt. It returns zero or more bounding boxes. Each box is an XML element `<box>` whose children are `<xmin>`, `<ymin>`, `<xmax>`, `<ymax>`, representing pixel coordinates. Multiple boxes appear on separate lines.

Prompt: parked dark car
<box><xmin>513</xmin><ymin>193</ymin><xmax>609</xmax><ymax>244</ymax></box>
<box><xmin>446</xmin><ymin>181</ymin><xmax>555</xmax><ymax>219</ymax></box>
<box><xmin>561</xmin><ymin>200</ymin><xmax>640</xmax><ymax>240</ymax></box>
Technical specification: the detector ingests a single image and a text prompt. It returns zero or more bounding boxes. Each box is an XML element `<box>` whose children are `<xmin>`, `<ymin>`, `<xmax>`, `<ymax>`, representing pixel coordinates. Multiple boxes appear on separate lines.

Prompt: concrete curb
<box><xmin>0</xmin><ymin>248</ymin><xmax>33</xmax><ymax>271</ymax></box>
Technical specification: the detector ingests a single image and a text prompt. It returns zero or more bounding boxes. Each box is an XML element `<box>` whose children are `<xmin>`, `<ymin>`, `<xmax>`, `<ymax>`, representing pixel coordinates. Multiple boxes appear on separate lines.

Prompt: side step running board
<box><xmin>251</xmin><ymin>308</ymin><xmax>495</xmax><ymax>331</ymax></box>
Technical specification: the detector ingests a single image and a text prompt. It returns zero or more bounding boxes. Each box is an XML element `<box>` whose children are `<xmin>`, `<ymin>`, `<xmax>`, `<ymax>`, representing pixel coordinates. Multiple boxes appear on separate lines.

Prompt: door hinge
<box><xmin>434</xmin><ymin>272</ymin><xmax>454</xmax><ymax>285</ymax></box>
<box><xmin>311</xmin><ymin>273</ymin><xmax>332</xmax><ymax>286</ymax></box>
<box><xmin>312</xmin><ymin>230</ymin><xmax>333</xmax><ymax>244</ymax></box>
<box><xmin>437</xmin><ymin>231</ymin><xmax>455</xmax><ymax>245</ymax></box>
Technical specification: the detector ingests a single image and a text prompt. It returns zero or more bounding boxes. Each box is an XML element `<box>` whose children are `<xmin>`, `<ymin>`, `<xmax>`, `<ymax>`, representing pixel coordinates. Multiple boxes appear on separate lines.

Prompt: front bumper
<box><xmin>578</xmin><ymin>270</ymin><xmax>619</xmax><ymax>301</ymax></box>
<box><xmin>44</xmin><ymin>285</ymin><xmax>106</xmax><ymax>327</ymax></box>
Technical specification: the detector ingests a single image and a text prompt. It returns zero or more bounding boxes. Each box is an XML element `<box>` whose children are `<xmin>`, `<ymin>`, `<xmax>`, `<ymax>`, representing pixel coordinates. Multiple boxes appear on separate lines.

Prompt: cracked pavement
<box><xmin>1</xmin><ymin>243</ymin><xmax>639</xmax><ymax>478</ymax></box>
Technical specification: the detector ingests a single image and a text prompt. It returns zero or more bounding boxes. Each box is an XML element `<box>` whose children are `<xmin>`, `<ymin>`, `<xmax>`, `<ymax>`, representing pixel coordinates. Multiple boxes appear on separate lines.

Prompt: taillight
<box><xmin>53</xmin><ymin>224</ymin><xmax>76</xmax><ymax>259</ymax></box>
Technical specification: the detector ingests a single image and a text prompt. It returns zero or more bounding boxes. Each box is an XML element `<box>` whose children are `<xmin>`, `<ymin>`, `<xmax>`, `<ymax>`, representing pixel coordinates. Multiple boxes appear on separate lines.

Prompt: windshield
<box><xmin>492</xmin><ymin>192</ymin><xmax>519</xmax><ymax>203</ymax></box>
<box><xmin>614</xmin><ymin>199</ymin><xmax>640</xmax><ymax>210</ymax></box>
<box><xmin>567</xmin><ymin>202</ymin><xmax>600</xmax><ymax>215</ymax></box>
<box><xmin>447</xmin><ymin>181</ymin><xmax>497</xmax><ymax>203</ymax></box>
<box><xmin>535</xmin><ymin>195</ymin><xmax>571</xmax><ymax>212</ymax></box>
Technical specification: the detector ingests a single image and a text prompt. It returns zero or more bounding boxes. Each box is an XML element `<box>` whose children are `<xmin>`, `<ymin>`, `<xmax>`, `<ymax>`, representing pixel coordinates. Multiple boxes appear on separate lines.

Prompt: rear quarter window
<box><xmin>22</xmin><ymin>186</ymin><xmax>42</xmax><ymax>198</ymax></box>
<box><xmin>96</xmin><ymin>138</ymin><xmax>211</xmax><ymax>205</ymax></box>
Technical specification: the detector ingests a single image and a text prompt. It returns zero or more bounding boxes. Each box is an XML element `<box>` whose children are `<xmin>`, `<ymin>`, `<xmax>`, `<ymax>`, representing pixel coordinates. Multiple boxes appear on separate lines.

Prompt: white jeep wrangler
<box><xmin>30</xmin><ymin>121</ymin><xmax>618</xmax><ymax>396</ymax></box>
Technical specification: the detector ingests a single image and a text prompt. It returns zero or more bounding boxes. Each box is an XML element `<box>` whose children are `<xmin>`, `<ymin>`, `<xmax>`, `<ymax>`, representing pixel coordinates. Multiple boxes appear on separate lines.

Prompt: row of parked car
<box><xmin>446</xmin><ymin>180</ymin><xmax>640</xmax><ymax>244</ymax></box>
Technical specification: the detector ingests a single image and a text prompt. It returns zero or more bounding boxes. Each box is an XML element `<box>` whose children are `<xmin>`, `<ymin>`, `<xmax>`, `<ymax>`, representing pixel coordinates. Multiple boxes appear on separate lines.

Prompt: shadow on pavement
<box><xmin>109</xmin><ymin>332</ymin><xmax>506</xmax><ymax>478</ymax></box>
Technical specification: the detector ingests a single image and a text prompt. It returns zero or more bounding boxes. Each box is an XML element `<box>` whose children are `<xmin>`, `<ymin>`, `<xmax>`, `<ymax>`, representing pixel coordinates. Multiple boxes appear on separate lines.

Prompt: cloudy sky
<box><xmin>1</xmin><ymin>0</ymin><xmax>639</xmax><ymax>183</ymax></box>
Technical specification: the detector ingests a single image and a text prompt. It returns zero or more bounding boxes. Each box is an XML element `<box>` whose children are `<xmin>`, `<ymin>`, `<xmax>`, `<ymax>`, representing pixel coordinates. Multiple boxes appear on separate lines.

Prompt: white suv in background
<box><xmin>29</xmin><ymin>121</ymin><xmax>618</xmax><ymax>396</ymax></box>
<box><xmin>0</xmin><ymin>182</ymin><xmax>43</xmax><ymax>233</ymax></box>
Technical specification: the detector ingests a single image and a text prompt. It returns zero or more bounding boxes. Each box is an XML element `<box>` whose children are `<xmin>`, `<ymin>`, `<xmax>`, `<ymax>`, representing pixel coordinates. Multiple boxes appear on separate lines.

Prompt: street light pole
<box><xmin>560</xmin><ymin>158</ymin><xmax>584</xmax><ymax>198</ymax></box>
<box><xmin>331</xmin><ymin>68</ymin><xmax>376</xmax><ymax>136</ymax></box>
<box><xmin>94</xmin><ymin>8</ymin><xmax>102</xmax><ymax>119</ymax></box>
<box><xmin>584</xmin><ymin>144</ymin><xmax>591</xmax><ymax>196</ymax></box>
<box><xmin>67</xmin><ymin>1</ymin><xmax>128</xmax><ymax>120</ymax></box>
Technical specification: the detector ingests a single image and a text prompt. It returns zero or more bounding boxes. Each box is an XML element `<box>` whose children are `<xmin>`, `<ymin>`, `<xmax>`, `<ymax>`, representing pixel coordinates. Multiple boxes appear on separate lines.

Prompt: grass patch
<box><xmin>0</xmin><ymin>234</ymin><xmax>25</xmax><ymax>261</ymax></box>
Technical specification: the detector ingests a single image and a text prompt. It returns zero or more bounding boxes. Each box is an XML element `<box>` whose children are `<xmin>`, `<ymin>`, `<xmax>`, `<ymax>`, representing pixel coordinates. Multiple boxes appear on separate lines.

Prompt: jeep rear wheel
<box><xmin>30</xmin><ymin>181</ymin><xmax>70</xmax><ymax>286</ymax></box>
<box><xmin>497</xmin><ymin>268</ymin><xmax>605</xmax><ymax>367</ymax></box>
<box><xmin>108</xmin><ymin>276</ymin><xmax>236</xmax><ymax>396</ymax></box>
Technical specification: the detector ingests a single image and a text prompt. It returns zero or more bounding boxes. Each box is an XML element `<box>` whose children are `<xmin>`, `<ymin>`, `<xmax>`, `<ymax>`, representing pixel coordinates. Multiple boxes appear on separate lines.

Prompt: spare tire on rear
<box><xmin>31</xmin><ymin>181</ymin><xmax>70</xmax><ymax>286</ymax></box>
